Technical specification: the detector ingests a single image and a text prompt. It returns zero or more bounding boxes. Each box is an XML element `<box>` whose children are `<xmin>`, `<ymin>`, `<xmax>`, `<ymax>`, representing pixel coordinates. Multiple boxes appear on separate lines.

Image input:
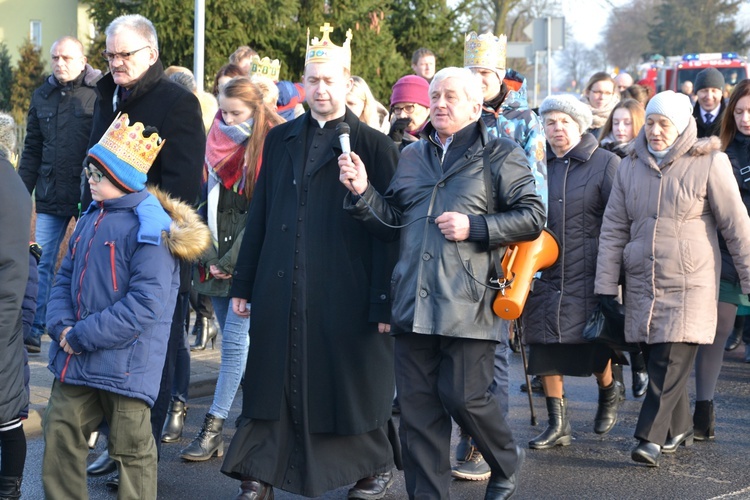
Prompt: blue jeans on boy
<box><xmin>31</xmin><ymin>213</ymin><xmax>72</xmax><ymax>341</ymax></box>
<box><xmin>209</xmin><ymin>297</ymin><xmax>249</xmax><ymax>419</ymax></box>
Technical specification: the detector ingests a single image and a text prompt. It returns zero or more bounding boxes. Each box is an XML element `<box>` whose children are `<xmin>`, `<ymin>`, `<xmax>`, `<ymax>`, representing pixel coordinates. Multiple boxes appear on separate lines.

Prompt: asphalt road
<box><xmin>20</xmin><ymin>347</ymin><xmax>750</xmax><ymax>499</ymax></box>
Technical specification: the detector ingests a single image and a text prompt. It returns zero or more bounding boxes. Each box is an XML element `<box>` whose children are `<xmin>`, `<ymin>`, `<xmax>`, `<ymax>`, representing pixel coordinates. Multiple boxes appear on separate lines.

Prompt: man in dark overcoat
<box><xmin>220</xmin><ymin>24</ymin><xmax>400</xmax><ymax>500</ymax></box>
<box><xmin>80</xmin><ymin>14</ymin><xmax>205</xmax><ymax>484</ymax></box>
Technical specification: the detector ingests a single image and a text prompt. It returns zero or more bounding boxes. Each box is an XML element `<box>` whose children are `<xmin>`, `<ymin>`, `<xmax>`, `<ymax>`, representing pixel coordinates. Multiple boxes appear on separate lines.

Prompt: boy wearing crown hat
<box><xmin>221</xmin><ymin>23</ymin><xmax>400</xmax><ymax>500</ymax></box>
<box><xmin>451</xmin><ymin>31</ymin><xmax>549</xmax><ymax>482</ymax></box>
<box><xmin>42</xmin><ymin>114</ymin><xmax>209</xmax><ymax>499</ymax></box>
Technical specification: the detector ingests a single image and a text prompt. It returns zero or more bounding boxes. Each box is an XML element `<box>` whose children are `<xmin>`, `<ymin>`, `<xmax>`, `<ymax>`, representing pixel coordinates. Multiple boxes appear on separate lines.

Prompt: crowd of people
<box><xmin>1</xmin><ymin>12</ymin><xmax>750</xmax><ymax>500</ymax></box>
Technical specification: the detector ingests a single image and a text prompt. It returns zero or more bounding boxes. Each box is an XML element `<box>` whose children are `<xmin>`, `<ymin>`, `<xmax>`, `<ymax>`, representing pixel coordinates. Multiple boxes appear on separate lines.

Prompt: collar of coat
<box><xmin>630</xmin><ymin>118</ymin><xmax>721</xmax><ymax>168</ymax></box>
<box><xmin>97</xmin><ymin>59</ymin><xmax>165</xmax><ymax>105</ymax></box>
<box><xmin>82</xmin><ymin>186</ymin><xmax>210</xmax><ymax>260</ymax></box>
<box><xmin>40</xmin><ymin>64</ymin><xmax>101</xmax><ymax>99</ymax></box>
<box><xmin>419</xmin><ymin>118</ymin><xmax>491</xmax><ymax>151</ymax></box>
<box><xmin>546</xmin><ymin>133</ymin><xmax>599</xmax><ymax>163</ymax></box>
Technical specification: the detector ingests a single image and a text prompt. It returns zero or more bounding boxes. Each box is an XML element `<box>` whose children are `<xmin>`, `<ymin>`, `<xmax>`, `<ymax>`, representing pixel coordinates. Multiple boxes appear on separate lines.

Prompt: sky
<box><xmin>562</xmin><ymin>0</ymin><xmax>750</xmax><ymax>48</ymax></box>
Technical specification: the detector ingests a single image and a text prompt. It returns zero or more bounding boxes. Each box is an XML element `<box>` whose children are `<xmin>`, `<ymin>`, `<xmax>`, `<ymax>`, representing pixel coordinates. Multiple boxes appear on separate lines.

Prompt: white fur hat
<box><xmin>539</xmin><ymin>94</ymin><xmax>593</xmax><ymax>134</ymax></box>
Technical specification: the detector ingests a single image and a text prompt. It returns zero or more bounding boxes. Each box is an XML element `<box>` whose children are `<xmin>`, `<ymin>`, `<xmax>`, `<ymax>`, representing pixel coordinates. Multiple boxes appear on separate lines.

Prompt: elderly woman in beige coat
<box><xmin>595</xmin><ymin>90</ymin><xmax>750</xmax><ymax>467</ymax></box>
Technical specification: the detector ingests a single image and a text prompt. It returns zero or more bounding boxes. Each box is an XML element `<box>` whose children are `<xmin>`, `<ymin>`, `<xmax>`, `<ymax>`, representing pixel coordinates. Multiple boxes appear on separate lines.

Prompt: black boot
<box><xmin>529</xmin><ymin>397</ymin><xmax>572</xmax><ymax>449</ymax></box>
<box><xmin>693</xmin><ymin>400</ymin><xmax>715</xmax><ymax>441</ymax></box>
<box><xmin>161</xmin><ymin>399</ymin><xmax>187</xmax><ymax>443</ymax></box>
<box><xmin>191</xmin><ymin>317</ymin><xmax>218</xmax><ymax>351</ymax></box>
<box><xmin>611</xmin><ymin>364</ymin><xmax>626</xmax><ymax>401</ymax></box>
<box><xmin>594</xmin><ymin>381</ymin><xmax>622</xmax><ymax>434</ymax></box>
<box><xmin>0</xmin><ymin>476</ymin><xmax>22</xmax><ymax>500</ymax></box>
<box><xmin>180</xmin><ymin>414</ymin><xmax>225</xmax><ymax>461</ymax></box>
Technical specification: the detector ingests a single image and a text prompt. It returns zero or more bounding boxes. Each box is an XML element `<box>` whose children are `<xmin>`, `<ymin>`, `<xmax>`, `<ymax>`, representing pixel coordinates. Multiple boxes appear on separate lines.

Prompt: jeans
<box><xmin>32</xmin><ymin>213</ymin><xmax>72</xmax><ymax>340</ymax></box>
<box><xmin>209</xmin><ymin>297</ymin><xmax>249</xmax><ymax>420</ymax></box>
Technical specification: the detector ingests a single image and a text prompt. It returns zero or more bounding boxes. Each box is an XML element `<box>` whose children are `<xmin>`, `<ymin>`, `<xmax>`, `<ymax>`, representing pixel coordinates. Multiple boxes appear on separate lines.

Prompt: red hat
<box><xmin>391</xmin><ymin>75</ymin><xmax>430</xmax><ymax>108</ymax></box>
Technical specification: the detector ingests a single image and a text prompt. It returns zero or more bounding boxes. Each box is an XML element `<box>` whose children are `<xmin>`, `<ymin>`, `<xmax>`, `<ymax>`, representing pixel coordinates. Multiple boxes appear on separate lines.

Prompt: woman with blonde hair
<box><xmin>346</xmin><ymin>76</ymin><xmax>390</xmax><ymax>134</ymax></box>
<box><xmin>180</xmin><ymin>77</ymin><xmax>285</xmax><ymax>461</ymax></box>
<box><xmin>582</xmin><ymin>72</ymin><xmax>620</xmax><ymax>136</ymax></box>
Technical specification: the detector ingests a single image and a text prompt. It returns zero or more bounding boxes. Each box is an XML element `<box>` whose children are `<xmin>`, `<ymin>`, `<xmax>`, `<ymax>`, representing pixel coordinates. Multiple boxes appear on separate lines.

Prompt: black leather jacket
<box><xmin>345</xmin><ymin>120</ymin><xmax>546</xmax><ymax>340</ymax></box>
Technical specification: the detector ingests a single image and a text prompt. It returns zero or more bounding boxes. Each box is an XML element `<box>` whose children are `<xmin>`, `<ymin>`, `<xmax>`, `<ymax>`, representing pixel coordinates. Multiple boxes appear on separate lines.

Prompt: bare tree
<box><xmin>603</xmin><ymin>0</ymin><xmax>661</xmax><ymax>71</ymax></box>
<box><xmin>554</xmin><ymin>39</ymin><xmax>604</xmax><ymax>92</ymax></box>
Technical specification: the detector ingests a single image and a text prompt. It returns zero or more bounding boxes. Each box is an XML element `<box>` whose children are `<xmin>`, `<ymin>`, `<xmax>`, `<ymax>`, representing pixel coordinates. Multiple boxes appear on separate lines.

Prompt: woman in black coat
<box><xmin>521</xmin><ymin>95</ymin><xmax>621</xmax><ymax>449</ymax></box>
<box><xmin>693</xmin><ymin>79</ymin><xmax>750</xmax><ymax>439</ymax></box>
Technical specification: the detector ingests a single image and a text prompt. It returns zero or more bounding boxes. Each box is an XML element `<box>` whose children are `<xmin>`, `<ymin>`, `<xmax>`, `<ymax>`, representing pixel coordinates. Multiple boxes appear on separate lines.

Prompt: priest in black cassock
<box><xmin>220</xmin><ymin>23</ymin><xmax>400</xmax><ymax>500</ymax></box>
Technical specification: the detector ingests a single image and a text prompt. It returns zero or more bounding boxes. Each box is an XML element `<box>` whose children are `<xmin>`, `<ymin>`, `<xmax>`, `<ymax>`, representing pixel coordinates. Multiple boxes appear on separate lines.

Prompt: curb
<box><xmin>23</xmin><ymin>372</ymin><xmax>219</xmax><ymax>437</ymax></box>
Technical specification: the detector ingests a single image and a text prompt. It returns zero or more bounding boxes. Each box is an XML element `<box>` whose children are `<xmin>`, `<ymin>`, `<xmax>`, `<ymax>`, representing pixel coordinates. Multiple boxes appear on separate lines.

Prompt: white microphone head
<box><xmin>336</xmin><ymin>122</ymin><xmax>351</xmax><ymax>154</ymax></box>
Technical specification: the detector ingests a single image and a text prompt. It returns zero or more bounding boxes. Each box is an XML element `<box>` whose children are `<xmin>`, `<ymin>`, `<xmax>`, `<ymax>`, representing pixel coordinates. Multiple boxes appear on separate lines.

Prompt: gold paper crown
<box><xmin>98</xmin><ymin>113</ymin><xmax>165</xmax><ymax>175</ymax></box>
<box><xmin>249</xmin><ymin>55</ymin><xmax>281</xmax><ymax>82</ymax></box>
<box><xmin>305</xmin><ymin>23</ymin><xmax>353</xmax><ymax>69</ymax></box>
<box><xmin>464</xmin><ymin>32</ymin><xmax>507</xmax><ymax>71</ymax></box>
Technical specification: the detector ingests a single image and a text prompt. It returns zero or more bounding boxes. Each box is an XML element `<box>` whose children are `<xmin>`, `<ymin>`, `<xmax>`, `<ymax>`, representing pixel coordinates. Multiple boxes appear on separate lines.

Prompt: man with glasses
<box><xmin>387</xmin><ymin>75</ymin><xmax>431</xmax><ymax>151</ymax></box>
<box><xmin>81</xmin><ymin>14</ymin><xmax>205</xmax><ymax>490</ymax></box>
<box><xmin>18</xmin><ymin>36</ymin><xmax>101</xmax><ymax>355</ymax></box>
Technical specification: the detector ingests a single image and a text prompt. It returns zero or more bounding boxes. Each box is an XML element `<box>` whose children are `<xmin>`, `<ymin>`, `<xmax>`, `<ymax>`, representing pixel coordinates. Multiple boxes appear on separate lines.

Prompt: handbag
<box><xmin>583</xmin><ymin>300</ymin><xmax>639</xmax><ymax>352</ymax></box>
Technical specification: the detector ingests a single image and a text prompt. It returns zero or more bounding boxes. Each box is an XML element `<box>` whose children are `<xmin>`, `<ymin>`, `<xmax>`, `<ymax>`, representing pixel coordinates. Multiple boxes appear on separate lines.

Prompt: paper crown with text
<box><xmin>464</xmin><ymin>31</ymin><xmax>507</xmax><ymax>71</ymax></box>
<box><xmin>86</xmin><ymin>113</ymin><xmax>164</xmax><ymax>193</ymax></box>
<box><xmin>249</xmin><ymin>55</ymin><xmax>281</xmax><ymax>82</ymax></box>
<box><xmin>305</xmin><ymin>23</ymin><xmax>353</xmax><ymax>69</ymax></box>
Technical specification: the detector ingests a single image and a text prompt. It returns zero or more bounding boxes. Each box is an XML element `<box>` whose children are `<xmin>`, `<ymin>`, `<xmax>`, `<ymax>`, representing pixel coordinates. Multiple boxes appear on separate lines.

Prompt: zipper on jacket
<box><xmin>76</xmin><ymin>208</ymin><xmax>107</xmax><ymax>320</ymax></box>
<box><xmin>105</xmin><ymin>241</ymin><xmax>118</xmax><ymax>291</ymax></box>
<box><xmin>71</xmin><ymin>235</ymin><xmax>81</xmax><ymax>260</ymax></box>
<box><xmin>60</xmin><ymin>353</ymin><xmax>73</xmax><ymax>382</ymax></box>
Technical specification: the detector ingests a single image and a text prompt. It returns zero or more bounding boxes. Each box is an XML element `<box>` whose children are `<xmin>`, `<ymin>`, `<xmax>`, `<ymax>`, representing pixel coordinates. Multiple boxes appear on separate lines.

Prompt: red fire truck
<box><xmin>637</xmin><ymin>52</ymin><xmax>748</xmax><ymax>95</ymax></box>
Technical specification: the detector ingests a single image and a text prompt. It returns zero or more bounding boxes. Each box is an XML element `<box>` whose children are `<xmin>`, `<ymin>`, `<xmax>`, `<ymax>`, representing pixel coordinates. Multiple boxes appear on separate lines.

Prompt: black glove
<box><xmin>599</xmin><ymin>294</ymin><xmax>623</xmax><ymax>319</ymax></box>
<box><xmin>388</xmin><ymin>117</ymin><xmax>411</xmax><ymax>143</ymax></box>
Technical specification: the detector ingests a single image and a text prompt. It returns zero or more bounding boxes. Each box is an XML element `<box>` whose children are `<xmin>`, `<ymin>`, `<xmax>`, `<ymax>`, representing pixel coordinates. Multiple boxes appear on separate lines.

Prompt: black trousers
<box><xmin>150</xmin><ymin>290</ymin><xmax>190</xmax><ymax>457</ymax></box>
<box><xmin>635</xmin><ymin>342</ymin><xmax>698</xmax><ymax>446</ymax></box>
<box><xmin>395</xmin><ymin>333</ymin><xmax>519</xmax><ymax>499</ymax></box>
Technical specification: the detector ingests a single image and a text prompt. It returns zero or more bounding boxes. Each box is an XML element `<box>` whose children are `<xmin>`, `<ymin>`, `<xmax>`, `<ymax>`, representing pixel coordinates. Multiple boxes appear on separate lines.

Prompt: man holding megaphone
<box><xmin>339</xmin><ymin>67</ymin><xmax>545</xmax><ymax>500</ymax></box>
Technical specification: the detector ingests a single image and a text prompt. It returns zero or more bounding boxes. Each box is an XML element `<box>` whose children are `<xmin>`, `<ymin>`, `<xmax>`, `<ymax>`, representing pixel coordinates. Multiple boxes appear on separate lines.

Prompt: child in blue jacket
<box><xmin>42</xmin><ymin>114</ymin><xmax>209</xmax><ymax>499</ymax></box>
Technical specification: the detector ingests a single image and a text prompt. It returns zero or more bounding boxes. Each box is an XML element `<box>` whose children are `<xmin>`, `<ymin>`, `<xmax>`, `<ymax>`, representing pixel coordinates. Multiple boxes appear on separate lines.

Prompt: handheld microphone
<box><xmin>336</xmin><ymin>122</ymin><xmax>351</xmax><ymax>155</ymax></box>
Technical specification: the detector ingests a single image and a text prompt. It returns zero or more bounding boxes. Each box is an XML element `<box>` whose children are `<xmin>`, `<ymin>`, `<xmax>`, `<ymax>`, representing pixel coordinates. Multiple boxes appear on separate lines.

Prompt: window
<box><xmin>30</xmin><ymin>20</ymin><xmax>42</xmax><ymax>49</ymax></box>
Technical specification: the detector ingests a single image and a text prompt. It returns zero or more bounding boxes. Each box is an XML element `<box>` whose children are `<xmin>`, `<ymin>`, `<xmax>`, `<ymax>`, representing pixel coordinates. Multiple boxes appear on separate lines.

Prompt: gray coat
<box><xmin>346</xmin><ymin>121</ymin><xmax>546</xmax><ymax>341</ymax></box>
<box><xmin>522</xmin><ymin>133</ymin><xmax>619</xmax><ymax>345</ymax></box>
<box><xmin>0</xmin><ymin>153</ymin><xmax>31</xmax><ymax>423</ymax></box>
<box><xmin>596</xmin><ymin>120</ymin><xmax>750</xmax><ymax>345</ymax></box>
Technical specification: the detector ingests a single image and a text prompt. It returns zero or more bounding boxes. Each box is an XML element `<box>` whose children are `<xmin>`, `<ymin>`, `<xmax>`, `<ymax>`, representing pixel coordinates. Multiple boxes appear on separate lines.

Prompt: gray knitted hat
<box><xmin>0</xmin><ymin>113</ymin><xmax>16</xmax><ymax>158</ymax></box>
<box><xmin>539</xmin><ymin>94</ymin><xmax>593</xmax><ymax>133</ymax></box>
<box><xmin>645</xmin><ymin>90</ymin><xmax>693</xmax><ymax>134</ymax></box>
<box><xmin>694</xmin><ymin>68</ymin><xmax>725</xmax><ymax>92</ymax></box>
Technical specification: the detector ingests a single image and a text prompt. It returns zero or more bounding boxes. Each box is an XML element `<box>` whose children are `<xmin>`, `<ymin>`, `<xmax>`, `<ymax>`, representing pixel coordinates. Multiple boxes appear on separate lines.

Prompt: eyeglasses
<box><xmin>101</xmin><ymin>46</ymin><xmax>150</xmax><ymax>62</ymax></box>
<box><xmin>391</xmin><ymin>104</ymin><xmax>416</xmax><ymax>114</ymax></box>
<box><xmin>84</xmin><ymin>166</ymin><xmax>105</xmax><ymax>183</ymax></box>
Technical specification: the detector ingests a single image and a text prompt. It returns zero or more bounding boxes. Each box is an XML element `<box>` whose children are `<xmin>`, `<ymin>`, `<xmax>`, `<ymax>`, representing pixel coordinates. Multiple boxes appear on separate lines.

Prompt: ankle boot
<box><xmin>529</xmin><ymin>397</ymin><xmax>572</xmax><ymax>449</ymax></box>
<box><xmin>0</xmin><ymin>476</ymin><xmax>22</xmax><ymax>500</ymax></box>
<box><xmin>594</xmin><ymin>381</ymin><xmax>622</xmax><ymax>434</ymax></box>
<box><xmin>611</xmin><ymin>364</ymin><xmax>626</xmax><ymax>401</ymax></box>
<box><xmin>180</xmin><ymin>413</ymin><xmax>225</xmax><ymax>461</ymax></box>
<box><xmin>161</xmin><ymin>399</ymin><xmax>187</xmax><ymax>443</ymax></box>
<box><xmin>693</xmin><ymin>400</ymin><xmax>715</xmax><ymax>441</ymax></box>
<box><xmin>191</xmin><ymin>317</ymin><xmax>218</xmax><ymax>351</ymax></box>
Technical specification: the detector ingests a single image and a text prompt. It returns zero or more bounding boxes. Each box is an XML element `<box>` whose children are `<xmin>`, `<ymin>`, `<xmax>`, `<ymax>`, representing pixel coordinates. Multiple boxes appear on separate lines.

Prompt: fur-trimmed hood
<box><xmin>148</xmin><ymin>186</ymin><xmax>211</xmax><ymax>262</ymax></box>
<box><xmin>630</xmin><ymin>117</ymin><xmax>722</xmax><ymax>167</ymax></box>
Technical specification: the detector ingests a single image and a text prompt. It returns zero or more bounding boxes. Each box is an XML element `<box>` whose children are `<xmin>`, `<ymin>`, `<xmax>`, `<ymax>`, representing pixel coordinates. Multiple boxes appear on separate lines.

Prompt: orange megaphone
<box><xmin>492</xmin><ymin>228</ymin><xmax>559</xmax><ymax>320</ymax></box>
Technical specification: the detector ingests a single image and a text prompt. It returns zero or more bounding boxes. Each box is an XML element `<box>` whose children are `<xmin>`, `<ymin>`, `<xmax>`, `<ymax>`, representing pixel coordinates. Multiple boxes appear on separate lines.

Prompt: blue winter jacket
<box><xmin>45</xmin><ymin>188</ymin><xmax>208</xmax><ymax>406</ymax></box>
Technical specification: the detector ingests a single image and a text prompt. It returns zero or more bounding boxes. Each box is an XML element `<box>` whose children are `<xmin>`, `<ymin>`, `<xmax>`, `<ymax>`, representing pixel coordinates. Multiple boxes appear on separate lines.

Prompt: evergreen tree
<box><xmin>389</xmin><ymin>0</ymin><xmax>465</xmax><ymax>69</ymax></box>
<box><xmin>10</xmin><ymin>40</ymin><xmax>46</xmax><ymax>123</ymax></box>
<box><xmin>648</xmin><ymin>0</ymin><xmax>750</xmax><ymax>56</ymax></box>
<box><xmin>0</xmin><ymin>42</ymin><xmax>13</xmax><ymax>111</ymax></box>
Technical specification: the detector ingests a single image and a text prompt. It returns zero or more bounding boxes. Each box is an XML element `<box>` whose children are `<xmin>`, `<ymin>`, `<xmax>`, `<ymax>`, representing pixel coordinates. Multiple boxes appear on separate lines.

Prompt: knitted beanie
<box><xmin>694</xmin><ymin>68</ymin><xmax>725</xmax><ymax>92</ymax></box>
<box><xmin>539</xmin><ymin>94</ymin><xmax>593</xmax><ymax>134</ymax></box>
<box><xmin>391</xmin><ymin>75</ymin><xmax>430</xmax><ymax>108</ymax></box>
<box><xmin>646</xmin><ymin>90</ymin><xmax>693</xmax><ymax>134</ymax></box>
<box><xmin>86</xmin><ymin>114</ymin><xmax>164</xmax><ymax>193</ymax></box>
